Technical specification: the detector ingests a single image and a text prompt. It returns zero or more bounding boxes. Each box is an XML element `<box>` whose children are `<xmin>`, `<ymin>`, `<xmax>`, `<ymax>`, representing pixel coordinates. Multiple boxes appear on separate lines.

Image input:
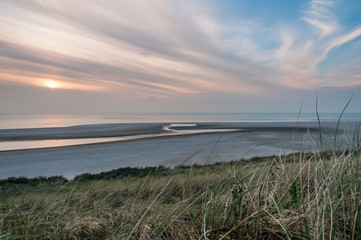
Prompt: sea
<box><xmin>2</xmin><ymin>112</ymin><xmax>361</xmax><ymax>130</ymax></box>
<box><xmin>2</xmin><ymin>112</ymin><xmax>361</xmax><ymax>179</ymax></box>
<box><xmin>1</xmin><ymin>112</ymin><xmax>361</xmax><ymax>152</ymax></box>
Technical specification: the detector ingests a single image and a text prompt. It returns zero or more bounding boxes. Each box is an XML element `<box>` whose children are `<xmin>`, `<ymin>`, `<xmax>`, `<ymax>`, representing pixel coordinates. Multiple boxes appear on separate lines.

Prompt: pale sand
<box><xmin>0</xmin><ymin>122</ymin><xmax>357</xmax><ymax>179</ymax></box>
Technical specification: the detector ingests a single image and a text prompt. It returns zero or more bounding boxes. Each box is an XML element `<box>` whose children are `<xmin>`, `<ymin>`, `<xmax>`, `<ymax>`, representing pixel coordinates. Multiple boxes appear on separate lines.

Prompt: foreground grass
<box><xmin>1</xmin><ymin>150</ymin><xmax>361</xmax><ymax>239</ymax></box>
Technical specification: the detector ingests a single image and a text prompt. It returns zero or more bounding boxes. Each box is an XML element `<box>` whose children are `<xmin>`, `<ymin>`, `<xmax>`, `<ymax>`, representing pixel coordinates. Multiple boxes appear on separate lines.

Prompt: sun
<box><xmin>44</xmin><ymin>80</ymin><xmax>60</xmax><ymax>90</ymax></box>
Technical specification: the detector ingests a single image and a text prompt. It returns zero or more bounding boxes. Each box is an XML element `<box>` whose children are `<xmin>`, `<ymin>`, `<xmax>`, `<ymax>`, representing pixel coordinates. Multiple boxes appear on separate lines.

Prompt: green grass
<box><xmin>1</xmin><ymin>148</ymin><xmax>361</xmax><ymax>239</ymax></box>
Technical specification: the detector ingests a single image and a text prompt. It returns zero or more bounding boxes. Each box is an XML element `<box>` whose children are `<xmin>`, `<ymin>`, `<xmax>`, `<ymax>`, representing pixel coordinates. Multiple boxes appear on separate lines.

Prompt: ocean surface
<box><xmin>2</xmin><ymin>112</ymin><xmax>361</xmax><ymax>129</ymax></box>
<box><xmin>1</xmin><ymin>112</ymin><xmax>361</xmax><ymax>151</ymax></box>
<box><xmin>1</xmin><ymin>112</ymin><xmax>361</xmax><ymax>179</ymax></box>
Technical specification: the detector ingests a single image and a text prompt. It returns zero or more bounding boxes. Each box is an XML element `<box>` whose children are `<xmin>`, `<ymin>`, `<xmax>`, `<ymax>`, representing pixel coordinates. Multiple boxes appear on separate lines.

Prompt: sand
<box><xmin>0</xmin><ymin>122</ymin><xmax>356</xmax><ymax>179</ymax></box>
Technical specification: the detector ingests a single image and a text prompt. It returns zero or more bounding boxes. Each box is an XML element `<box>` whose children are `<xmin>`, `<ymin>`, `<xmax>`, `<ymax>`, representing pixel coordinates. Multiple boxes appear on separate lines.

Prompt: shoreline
<box><xmin>0</xmin><ymin>121</ymin><xmax>336</xmax><ymax>141</ymax></box>
<box><xmin>0</xmin><ymin>130</ymin><xmax>243</xmax><ymax>153</ymax></box>
<box><xmin>0</xmin><ymin>121</ymin><xmax>358</xmax><ymax>180</ymax></box>
<box><xmin>0</xmin><ymin>121</ymin><xmax>324</xmax><ymax>152</ymax></box>
<box><xmin>0</xmin><ymin>150</ymin><xmax>335</xmax><ymax>185</ymax></box>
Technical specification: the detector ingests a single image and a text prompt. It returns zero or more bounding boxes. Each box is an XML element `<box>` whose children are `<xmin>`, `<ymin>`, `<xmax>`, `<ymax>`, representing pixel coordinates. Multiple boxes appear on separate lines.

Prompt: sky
<box><xmin>1</xmin><ymin>0</ymin><xmax>361</xmax><ymax>114</ymax></box>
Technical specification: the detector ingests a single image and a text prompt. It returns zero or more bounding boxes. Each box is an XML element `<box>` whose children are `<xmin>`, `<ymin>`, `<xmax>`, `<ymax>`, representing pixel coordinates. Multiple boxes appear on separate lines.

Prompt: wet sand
<box><xmin>0</xmin><ymin>122</ymin><xmax>357</xmax><ymax>179</ymax></box>
<box><xmin>0</xmin><ymin>123</ymin><xmax>166</xmax><ymax>141</ymax></box>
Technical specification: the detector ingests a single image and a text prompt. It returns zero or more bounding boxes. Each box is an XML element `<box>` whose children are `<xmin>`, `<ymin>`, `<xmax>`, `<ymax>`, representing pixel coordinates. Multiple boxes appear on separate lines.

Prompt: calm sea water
<box><xmin>1</xmin><ymin>112</ymin><xmax>361</xmax><ymax>130</ymax></box>
<box><xmin>1</xmin><ymin>112</ymin><xmax>361</xmax><ymax>151</ymax></box>
<box><xmin>1</xmin><ymin>113</ymin><xmax>361</xmax><ymax>177</ymax></box>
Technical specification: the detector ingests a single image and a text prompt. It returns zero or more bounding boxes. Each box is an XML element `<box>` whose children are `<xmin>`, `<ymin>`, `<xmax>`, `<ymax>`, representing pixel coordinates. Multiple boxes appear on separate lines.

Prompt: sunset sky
<box><xmin>1</xmin><ymin>0</ymin><xmax>361</xmax><ymax>114</ymax></box>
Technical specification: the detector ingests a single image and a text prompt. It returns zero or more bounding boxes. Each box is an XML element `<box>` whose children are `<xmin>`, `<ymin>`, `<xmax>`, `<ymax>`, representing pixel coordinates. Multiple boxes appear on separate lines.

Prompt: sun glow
<box><xmin>35</xmin><ymin>78</ymin><xmax>106</xmax><ymax>91</ymax></box>
<box><xmin>44</xmin><ymin>80</ymin><xmax>60</xmax><ymax>90</ymax></box>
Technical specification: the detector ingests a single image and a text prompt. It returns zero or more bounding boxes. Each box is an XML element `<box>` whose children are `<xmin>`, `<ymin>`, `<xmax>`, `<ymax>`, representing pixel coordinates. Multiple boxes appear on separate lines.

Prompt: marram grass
<box><xmin>1</xmin><ymin>150</ymin><xmax>361</xmax><ymax>239</ymax></box>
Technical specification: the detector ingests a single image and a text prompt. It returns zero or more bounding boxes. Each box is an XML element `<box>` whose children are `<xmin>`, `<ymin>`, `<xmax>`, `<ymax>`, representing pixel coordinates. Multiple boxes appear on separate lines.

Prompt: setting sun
<box><xmin>44</xmin><ymin>80</ymin><xmax>60</xmax><ymax>90</ymax></box>
<box><xmin>35</xmin><ymin>78</ymin><xmax>105</xmax><ymax>91</ymax></box>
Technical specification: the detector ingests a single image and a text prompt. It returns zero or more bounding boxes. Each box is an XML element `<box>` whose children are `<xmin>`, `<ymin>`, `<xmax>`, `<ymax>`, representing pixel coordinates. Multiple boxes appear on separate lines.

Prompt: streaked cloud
<box><xmin>302</xmin><ymin>0</ymin><xmax>338</xmax><ymax>37</ymax></box>
<box><xmin>324</xmin><ymin>27</ymin><xmax>361</xmax><ymax>55</ymax></box>
<box><xmin>0</xmin><ymin>0</ymin><xmax>361</xmax><ymax>113</ymax></box>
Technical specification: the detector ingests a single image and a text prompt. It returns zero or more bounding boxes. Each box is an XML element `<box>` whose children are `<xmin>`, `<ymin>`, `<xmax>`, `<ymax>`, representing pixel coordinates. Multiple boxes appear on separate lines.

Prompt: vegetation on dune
<box><xmin>1</xmin><ymin>148</ymin><xmax>361</xmax><ymax>239</ymax></box>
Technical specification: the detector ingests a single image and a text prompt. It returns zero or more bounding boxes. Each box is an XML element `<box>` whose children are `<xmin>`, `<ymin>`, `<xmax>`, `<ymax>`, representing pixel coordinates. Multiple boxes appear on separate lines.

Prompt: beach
<box><xmin>0</xmin><ymin>121</ymin><xmax>355</xmax><ymax>179</ymax></box>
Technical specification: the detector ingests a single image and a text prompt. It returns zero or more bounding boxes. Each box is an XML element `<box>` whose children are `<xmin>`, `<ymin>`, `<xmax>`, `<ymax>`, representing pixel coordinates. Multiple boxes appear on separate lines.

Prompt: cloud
<box><xmin>272</xmin><ymin>0</ymin><xmax>361</xmax><ymax>90</ymax></box>
<box><xmin>303</xmin><ymin>17</ymin><xmax>337</xmax><ymax>37</ymax></box>
<box><xmin>302</xmin><ymin>0</ymin><xmax>338</xmax><ymax>37</ymax></box>
<box><xmin>0</xmin><ymin>0</ymin><xmax>361</xmax><ymax>114</ymax></box>
<box><xmin>324</xmin><ymin>27</ymin><xmax>361</xmax><ymax>54</ymax></box>
<box><xmin>0</xmin><ymin>0</ymin><xmax>278</xmax><ymax>98</ymax></box>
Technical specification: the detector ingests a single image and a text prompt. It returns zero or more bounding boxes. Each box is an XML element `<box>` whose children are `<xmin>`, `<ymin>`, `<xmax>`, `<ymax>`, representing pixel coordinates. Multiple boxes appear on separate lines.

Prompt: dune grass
<box><xmin>1</xmin><ymin>147</ymin><xmax>361</xmax><ymax>239</ymax></box>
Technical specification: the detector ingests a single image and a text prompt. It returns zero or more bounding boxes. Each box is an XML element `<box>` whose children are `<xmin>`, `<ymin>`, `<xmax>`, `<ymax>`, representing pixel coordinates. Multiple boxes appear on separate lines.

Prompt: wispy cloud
<box><xmin>0</xmin><ymin>0</ymin><xmax>361</xmax><ymax>113</ymax></box>
<box><xmin>324</xmin><ymin>27</ymin><xmax>361</xmax><ymax>54</ymax></box>
<box><xmin>0</xmin><ymin>0</ymin><xmax>276</xmax><ymax>98</ymax></box>
<box><xmin>274</xmin><ymin>0</ymin><xmax>361</xmax><ymax>89</ymax></box>
<box><xmin>302</xmin><ymin>0</ymin><xmax>338</xmax><ymax>37</ymax></box>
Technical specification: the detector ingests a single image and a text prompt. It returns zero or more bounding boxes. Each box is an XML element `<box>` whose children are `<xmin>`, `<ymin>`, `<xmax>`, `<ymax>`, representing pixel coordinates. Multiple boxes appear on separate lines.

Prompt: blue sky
<box><xmin>0</xmin><ymin>0</ymin><xmax>361</xmax><ymax>113</ymax></box>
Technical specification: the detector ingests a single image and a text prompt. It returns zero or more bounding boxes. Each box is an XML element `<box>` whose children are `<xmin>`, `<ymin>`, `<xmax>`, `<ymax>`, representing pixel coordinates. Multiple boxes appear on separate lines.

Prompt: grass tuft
<box><xmin>1</xmin><ymin>148</ymin><xmax>361</xmax><ymax>239</ymax></box>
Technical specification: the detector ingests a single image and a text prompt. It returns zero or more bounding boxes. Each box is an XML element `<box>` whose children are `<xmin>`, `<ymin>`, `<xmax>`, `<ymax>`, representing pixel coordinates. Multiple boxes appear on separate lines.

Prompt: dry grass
<box><xmin>1</xmin><ymin>149</ymin><xmax>361</xmax><ymax>239</ymax></box>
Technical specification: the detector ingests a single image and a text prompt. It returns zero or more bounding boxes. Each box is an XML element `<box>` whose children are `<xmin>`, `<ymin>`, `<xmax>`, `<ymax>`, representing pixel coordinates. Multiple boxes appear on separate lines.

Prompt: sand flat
<box><xmin>0</xmin><ymin>121</ymin><xmax>356</xmax><ymax>179</ymax></box>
